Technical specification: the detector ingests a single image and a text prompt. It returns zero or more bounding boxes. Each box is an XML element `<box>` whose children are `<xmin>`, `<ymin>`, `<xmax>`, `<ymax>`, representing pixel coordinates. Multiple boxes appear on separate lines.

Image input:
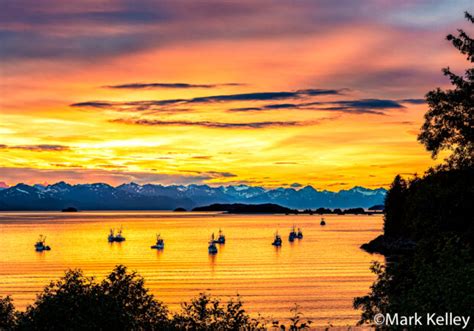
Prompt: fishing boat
<box><xmin>272</xmin><ymin>231</ymin><xmax>282</xmax><ymax>246</ymax></box>
<box><xmin>108</xmin><ymin>227</ymin><xmax>126</xmax><ymax>242</ymax></box>
<box><xmin>208</xmin><ymin>233</ymin><xmax>218</xmax><ymax>254</ymax></box>
<box><xmin>151</xmin><ymin>234</ymin><xmax>164</xmax><ymax>250</ymax></box>
<box><xmin>297</xmin><ymin>227</ymin><xmax>303</xmax><ymax>239</ymax></box>
<box><xmin>214</xmin><ymin>229</ymin><xmax>225</xmax><ymax>244</ymax></box>
<box><xmin>288</xmin><ymin>225</ymin><xmax>297</xmax><ymax>242</ymax></box>
<box><xmin>320</xmin><ymin>218</ymin><xmax>326</xmax><ymax>226</ymax></box>
<box><xmin>34</xmin><ymin>235</ymin><xmax>51</xmax><ymax>251</ymax></box>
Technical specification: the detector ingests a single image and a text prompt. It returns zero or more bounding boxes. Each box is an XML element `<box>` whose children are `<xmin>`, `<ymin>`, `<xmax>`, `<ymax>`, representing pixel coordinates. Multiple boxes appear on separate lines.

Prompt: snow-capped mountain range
<box><xmin>0</xmin><ymin>182</ymin><xmax>386</xmax><ymax>211</ymax></box>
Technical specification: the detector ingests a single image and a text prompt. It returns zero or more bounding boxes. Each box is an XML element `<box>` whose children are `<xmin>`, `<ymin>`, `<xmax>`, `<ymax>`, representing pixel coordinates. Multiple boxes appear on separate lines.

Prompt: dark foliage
<box><xmin>418</xmin><ymin>12</ymin><xmax>473</xmax><ymax>169</ymax></box>
<box><xmin>1</xmin><ymin>267</ymin><xmax>312</xmax><ymax>331</ymax></box>
<box><xmin>356</xmin><ymin>13</ymin><xmax>474</xmax><ymax>328</ymax></box>
<box><xmin>286</xmin><ymin>304</ymin><xmax>312</xmax><ymax>330</ymax></box>
<box><xmin>357</xmin><ymin>141</ymin><xmax>474</xmax><ymax>328</ymax></box>
<box><xmin>0</xmin><ymin>296</ymin><xmax>16</xmax><ymax>330</ymax></box>
<box><xmin>355</xmin><ymin>237</ymin><xmax>474</xmax><ymax>329</ymax></box>
<box><xmin>172</xmin><ymin>293</ymin><xmax>265</xmax><ymax>330</ymax></box>
<box><xmin>16</xmin><ymin>266</ymin><xmax>169</xmax><ymax>331</ymax></box>
<box><xmin>383</xmin><ymin>175</ymin><xmax>407</xmax><ymax>238</ymax></box>
<box><xmin>382</xmin><ymin>168</ymin><xmax>474</xmax><ymax>244</ymax></box>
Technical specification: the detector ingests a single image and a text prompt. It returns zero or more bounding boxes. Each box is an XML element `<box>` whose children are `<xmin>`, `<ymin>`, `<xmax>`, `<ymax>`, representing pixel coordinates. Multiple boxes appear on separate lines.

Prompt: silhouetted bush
<box><xmin>0</xmin><ymin>296</ymin><xmax>16</xmax><ymax>330</ymax></box>
<box><xmin>1</xmin><ymin>266</ymin><xmax>313</xmax><ymax>330</ymax></box>
<box><xmin>16</xmin><ymin>266</ymin><xmax>169</xmax><ymax>331</ymax></box>
<box><xmin>355</xmin><ymin>236</ymin><xmax>474</xmax><ymax>328</ymax></box>
<box><xmin>172</xmin><ymin>293</ymin><xmax>265</xmax><ymax>330</ymax></box>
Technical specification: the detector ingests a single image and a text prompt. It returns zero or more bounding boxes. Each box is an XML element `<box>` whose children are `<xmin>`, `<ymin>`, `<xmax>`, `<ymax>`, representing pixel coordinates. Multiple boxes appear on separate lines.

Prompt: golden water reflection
<box><xmin>0</xmin><ymin>212</ymin><xmax>383</xmax><ymax>327</ymax></box>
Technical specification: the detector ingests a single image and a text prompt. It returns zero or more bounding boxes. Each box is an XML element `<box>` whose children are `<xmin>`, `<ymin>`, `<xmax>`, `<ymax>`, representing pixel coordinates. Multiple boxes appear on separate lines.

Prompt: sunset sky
<box><xmin>1</xmin><ymin>0</ymin><xmax>472</xmax><ymax>189</ymax></box>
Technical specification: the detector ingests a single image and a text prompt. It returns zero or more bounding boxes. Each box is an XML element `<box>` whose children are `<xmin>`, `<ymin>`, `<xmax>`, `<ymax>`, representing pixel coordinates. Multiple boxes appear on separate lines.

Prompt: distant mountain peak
<box><xmin>300</xmin><ymin>185</ymin><xmax>317</xmax><ymax>192</ymax></box>
<box><xmin>48</xmin><ymin>181</ymin><xmax>71</xmax><ymax>190</ymax></box>
<box><xmin>0</xmin><ymin>181</ymin><xmax>387</xmax><ymax>210</ymax></box>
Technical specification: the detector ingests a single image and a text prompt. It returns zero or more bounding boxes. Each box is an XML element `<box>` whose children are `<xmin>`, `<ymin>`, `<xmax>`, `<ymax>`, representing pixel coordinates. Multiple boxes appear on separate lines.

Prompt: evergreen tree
<box><xmin>383</xmin><ymin>175</ymin><xmax>407</xmax><ymax>238</ymax></box>
<box><xmin>418</xmin><ymin>12</ymin><xmax>474</xmax><ymax>169</ymax></box>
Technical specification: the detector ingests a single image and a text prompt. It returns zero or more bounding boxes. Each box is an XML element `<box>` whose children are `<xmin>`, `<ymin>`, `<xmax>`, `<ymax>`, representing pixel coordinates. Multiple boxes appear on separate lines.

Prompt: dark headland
<box><xmin>192</xmin><ymin>203</ymin><xmax>296</xmax><ymax>214</ymax></box>
<box><xmin>192</xmin><ymin>203</ymin><xmax>382</xmax><ymax>215</ymax></box>
<box><xmin>61</xmin><ymin>207</ymin><xmax>78</xmax><ymax>212</ymax></box>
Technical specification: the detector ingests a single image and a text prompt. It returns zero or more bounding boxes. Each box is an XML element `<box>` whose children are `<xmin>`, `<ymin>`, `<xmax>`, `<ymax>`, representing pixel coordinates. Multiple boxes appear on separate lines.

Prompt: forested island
<box><xmin>192</xmin><ymin>203</ymin><xmax>381</xmax><ymax>215</ymax></box>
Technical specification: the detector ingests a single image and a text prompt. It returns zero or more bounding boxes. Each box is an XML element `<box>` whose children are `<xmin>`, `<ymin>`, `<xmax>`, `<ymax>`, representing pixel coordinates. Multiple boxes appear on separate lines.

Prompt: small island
<box><xmin>61</xmin><ymin>207</ymin><xmax>78</xmax><ymax>212</ymax></box>
<box><xmin>173</xmin><ymin>207</ymin><xmax>187</xmax><ymax>212</ymax></box>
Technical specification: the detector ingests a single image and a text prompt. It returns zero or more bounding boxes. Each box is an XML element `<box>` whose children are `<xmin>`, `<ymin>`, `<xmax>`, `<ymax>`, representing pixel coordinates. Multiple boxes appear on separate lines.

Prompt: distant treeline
<box><xmin>301</xmin><ymin>207</ymin><xmax>382</xmax><ymax>215</ymax></box>
<box><xmin>192</xmin><ymin>203</ymin><xmax>383</xmax><ymax>215</ymax></box>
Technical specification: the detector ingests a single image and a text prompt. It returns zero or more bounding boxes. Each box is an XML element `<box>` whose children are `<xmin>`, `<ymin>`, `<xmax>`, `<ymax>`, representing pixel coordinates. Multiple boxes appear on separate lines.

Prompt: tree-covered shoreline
<box><xmin>355</xmin><ymin>12</ymin><xmax>474</xmax><ymax>329</ymax></box>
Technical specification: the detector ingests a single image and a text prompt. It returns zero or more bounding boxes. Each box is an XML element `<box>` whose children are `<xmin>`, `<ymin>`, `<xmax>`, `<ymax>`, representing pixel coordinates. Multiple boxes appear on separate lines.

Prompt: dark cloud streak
<box><xmin>111</xmin><ymin>118</ymin><xmax>306</xmax><ymax>129</ymax></box>
<box><xmin>103</xmin><ymin>82</ymin><xmax>243</xmax><ymax>89</ymax></box>
<box><xmin>0</xmin><ymin>144</ymin><xmax>70</xmax><ymax>152</ymax></box>
<box><xmin>71</xmin><ymin>89</ymin><xmax>342</xmax><ymax>112</ymax></box>
<box><xmin>229</xmin><ymin>98</ymin><xmax>405</xmax><ymax>115</ymax></box>
<box><xmin>400</xmin><ymin>98</ymin><xmax>426</xmax><ymax>104</ymax></box>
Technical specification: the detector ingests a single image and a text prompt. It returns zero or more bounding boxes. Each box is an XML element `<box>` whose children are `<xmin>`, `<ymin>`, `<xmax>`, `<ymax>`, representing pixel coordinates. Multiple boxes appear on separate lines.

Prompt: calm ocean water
<box><xmin>0</xmin><ymin>212</ymin><xmax>383</xmax><ymax>327</ymax></box>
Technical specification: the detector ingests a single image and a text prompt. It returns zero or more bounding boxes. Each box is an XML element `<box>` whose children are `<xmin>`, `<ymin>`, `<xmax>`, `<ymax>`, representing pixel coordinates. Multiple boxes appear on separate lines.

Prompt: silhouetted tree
<box><xmin>356</xmin><ymin>13</ymin><xmax>474</xmax><ymax>328</ymax></box>
<box><xmin>355</xmin><ymin>236</ymin><xmax>474</xmax><ymax>327</ymax></box>
<box><xmin>383</xmin><ymin>175</ymin><xmax>407</xmax><ymax>238</ymax></box>
<box><xmin>0</xmin><ymin>296</ymin><xmax>16</xmax><ymax>330</ymax></box>
<box><xmin>17</xmin><ymin>266</ymin><xmax>169</xmax><ymax>330</ymax></box>
<box><xmin>96</xmin><ymin>265</ymin><xmax>169</xmax><ymax>330</ymax></box>
<box><xmin>418</xmin><ymin>12</ymin><xmax>474</xmax><ymax>169</ymax></box>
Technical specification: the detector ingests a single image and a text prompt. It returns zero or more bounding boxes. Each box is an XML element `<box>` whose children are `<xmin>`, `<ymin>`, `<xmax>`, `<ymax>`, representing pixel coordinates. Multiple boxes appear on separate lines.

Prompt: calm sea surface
<box><xmin>0</xmin><ymin>212</ymin><xmax>383</xmax><ymax>327</ymax></box>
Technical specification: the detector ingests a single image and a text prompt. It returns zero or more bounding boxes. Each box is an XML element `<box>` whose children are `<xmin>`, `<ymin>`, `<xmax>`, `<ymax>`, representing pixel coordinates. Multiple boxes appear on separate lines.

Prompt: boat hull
<box><xmin>35</xmin><ymin>246</ymin><xmax>51</xmax><ymax>252</ymax></box>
